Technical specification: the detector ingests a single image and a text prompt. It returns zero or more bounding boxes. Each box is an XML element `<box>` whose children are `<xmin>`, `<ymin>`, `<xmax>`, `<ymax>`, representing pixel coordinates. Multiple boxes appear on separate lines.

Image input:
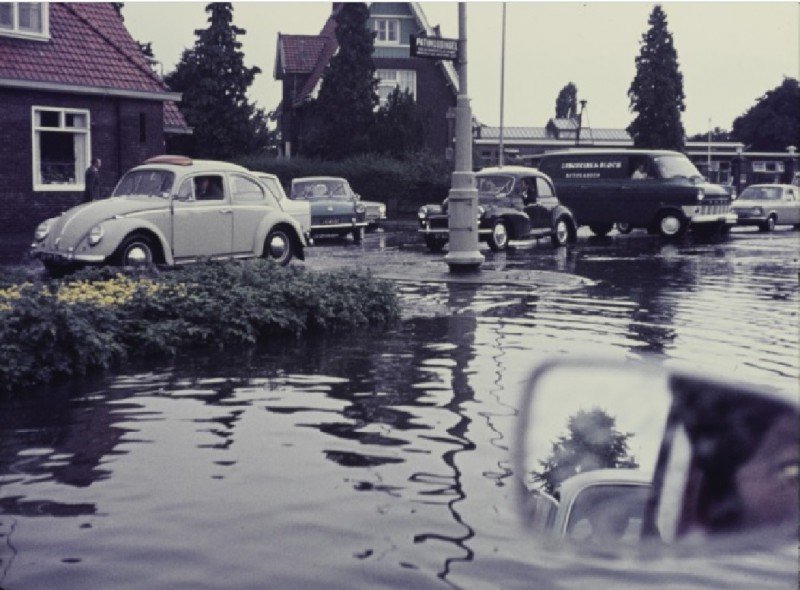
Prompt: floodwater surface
<box><xmin>1</xmin><ymin>229</ymin><xmax>797</xmax><ymax>589</ymax></box>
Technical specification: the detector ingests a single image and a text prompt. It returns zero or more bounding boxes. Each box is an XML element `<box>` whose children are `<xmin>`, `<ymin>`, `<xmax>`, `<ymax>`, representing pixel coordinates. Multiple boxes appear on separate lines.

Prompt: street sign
<box><xmin>410</xmin><ymin>35</ymin><xmax>459</xmax><ymax>61</ymax></box>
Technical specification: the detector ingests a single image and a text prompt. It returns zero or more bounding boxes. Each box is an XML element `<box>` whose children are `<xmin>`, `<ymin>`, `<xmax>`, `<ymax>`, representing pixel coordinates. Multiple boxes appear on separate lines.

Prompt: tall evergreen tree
<box><xmin>532</xmin><ymin>408</ymin><xmax>639</xmax><ymax>496</ymax></box>
<box><xmin>165</xmin><ymin>3</ymin><xmax>269</xmax><ymax>159</ymax></box>
<box><xmin>555</xmin><ymin>82</ymin><xmax>578</xmax><ymax>120</ymax></box>
<box><xmin>731</xmin><ymin>78</ymin><xmax>799</xmax><ymax>151</ymax></box>
<box><xmin>627</xmin><ymin>5</ymin><xmax>686</xmax><ymax>151</ymax></box>
<box><xmin>371</xmin><ymin>86</ymin><xmax>425</xmax><ymax>159</ymax></box>
<box><xmin>304</xmin><ymin>3</ymin><xmax>378</xmax><ymax>159</ymax></box>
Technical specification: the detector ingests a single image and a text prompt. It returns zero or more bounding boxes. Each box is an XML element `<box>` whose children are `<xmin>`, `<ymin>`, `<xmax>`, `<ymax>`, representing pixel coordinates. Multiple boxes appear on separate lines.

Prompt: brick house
<box><xmin>0</xmin><ymin>2</ymin><xmax>189</xmax><ymax>233</ymax></box>
<box><xmin>273</xmin><ymin>2</ymin><xmax>459</xmax><ymax>160</ymax></box>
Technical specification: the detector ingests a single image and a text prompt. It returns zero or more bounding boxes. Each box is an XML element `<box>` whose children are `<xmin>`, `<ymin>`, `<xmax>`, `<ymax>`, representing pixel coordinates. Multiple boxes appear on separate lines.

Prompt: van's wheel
<box><xmin>112</xmin><ymin>233</ymin><xmax>156</xmax><ymax>267</ymax></box>
<box><xmin>615</xmin><ymin>222</ymin><xmax>633</xmax><ymax>234</ymax></box>
<box><xmin>589</xmin><ymin>223</ymin><xmax>613</xmax><ymax>237</ymax></box>
<box><xmin>551</xmin><ymin>217</ymin><xmax>570</xmax><ymax>247</ymax></box>
<box><xmin>352</xmin><ymin>226</ymin><xmax>364</xmax><ymax>244</ymax></box>
<box><xmin>759</xmin><ymin>216</ymin><xmax>776</xmax><ymax>232</ymax></box>
<box><xmin>264</xmin><ymin>228</ymin><xmax>294</xmax><ymax>265</ymax></box>
<box><xmin>655</xmin><ymin>211</ymin><xmax>687</xmax><ymax>238</ymax></box>
<box><xmin>487</xmin><ymin>220</ymin><xmax>510</xmax><ymax>251</ymax></box>
<box><xmin>424</xmin><ymin>235</ymin><xmax>447</xmax><ymax>253</ymax></box>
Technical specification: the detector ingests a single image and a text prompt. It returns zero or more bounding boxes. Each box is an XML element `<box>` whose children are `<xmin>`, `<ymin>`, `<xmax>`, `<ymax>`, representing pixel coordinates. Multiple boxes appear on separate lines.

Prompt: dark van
<box><xmin>538</xmin><ymin>149</ymin><xmax>737</xmax><ymax>238</ymax></box>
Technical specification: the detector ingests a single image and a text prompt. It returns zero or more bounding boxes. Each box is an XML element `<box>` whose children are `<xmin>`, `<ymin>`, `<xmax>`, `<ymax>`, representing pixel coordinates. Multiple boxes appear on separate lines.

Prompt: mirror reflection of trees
<box><xmin>532</xmin><ymin>408</ymin><xmax>638</xmax><ymax>495</ymax></box>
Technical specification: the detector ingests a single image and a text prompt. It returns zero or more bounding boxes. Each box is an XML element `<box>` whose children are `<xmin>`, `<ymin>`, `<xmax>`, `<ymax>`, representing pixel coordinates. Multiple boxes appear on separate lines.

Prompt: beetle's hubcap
<box><xmin>269</xmin><ymin>234</ymin><xmax>289</xmax><ymax>260</ymax></box>
<box><xmin>126</xmin><ymin>245</ymin><xmax>151</xmax><ymax>266</ymax></box>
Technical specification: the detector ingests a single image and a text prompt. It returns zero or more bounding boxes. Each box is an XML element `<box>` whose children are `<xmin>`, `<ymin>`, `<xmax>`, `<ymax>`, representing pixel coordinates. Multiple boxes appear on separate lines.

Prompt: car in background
<box><xmin>732</xmin><ymin>184</ymin><xmax>800</xmax><ymax>231</ymax></box>
<box><xmin>417</xmin><ymin>165</ymin><xmax>577</xmax><ymax>253</ymax></box>
<box><xmin>31</xmin><ymin>156</ymin><xmax>307</xmax><ymax>276</ymax></box>
<box><xmin>289</xmin><ymin>176</ymin><xmax>373</xmax><ymax>243</ymax></box>
<box><xmin>251</xmin><ymin>171</ymin><xmax>312</xmax><ymax>241</ymax></box>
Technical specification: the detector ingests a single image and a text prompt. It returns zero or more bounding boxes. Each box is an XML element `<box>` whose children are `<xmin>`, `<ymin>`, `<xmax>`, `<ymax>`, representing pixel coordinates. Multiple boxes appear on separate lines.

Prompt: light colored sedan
<box><xmin>252</xmin><ymin>171</ymin><xmax>312</xmax><ymax>240</ymax></box>
<box><xmin>732</xmin><ymin>184</ymin><xmax>800</xmax><ymax>232</ymax></box>
<box><xmin>31</xmin><ymin>156</ymin><xmax>307</xmax><ymax>276</ymax></box>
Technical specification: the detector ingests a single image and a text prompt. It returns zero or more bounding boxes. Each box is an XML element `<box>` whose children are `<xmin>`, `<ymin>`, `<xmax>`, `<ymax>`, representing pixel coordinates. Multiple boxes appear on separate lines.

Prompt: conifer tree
<box><xmin>304</xmin><ymin>3</ymin><xmax>378</xmax><ymax>159</ymax></box>
<box><xmin>627</xmin><ymin>5</ymin><xmax>686</xmax><ymax>151</ymax></box>
<box><xmin>555</xmin><ymin>83</ymin><xmax>578</xmax><ymax>120</ymax></box>
<box><xmin>165</xmin><ymin>3</ymin><xmax>269</xmax><ymax>159</ymax></box>
<box><xmin>532</xmin><ymin>408</ymin><xmax>639</xmax><ymax>495</ymax></box>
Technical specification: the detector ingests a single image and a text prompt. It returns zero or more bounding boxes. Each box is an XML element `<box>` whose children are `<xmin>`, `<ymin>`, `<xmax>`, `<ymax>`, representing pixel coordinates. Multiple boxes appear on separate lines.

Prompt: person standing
<box><xmin>83</xmin><ymin>158</ymin><xmax>102</xmax><ymax>202</ymax></box>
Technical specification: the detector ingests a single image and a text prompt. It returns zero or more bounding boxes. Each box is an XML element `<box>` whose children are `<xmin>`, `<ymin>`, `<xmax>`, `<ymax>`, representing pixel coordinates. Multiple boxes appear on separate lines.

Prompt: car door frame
<box><xmin>171</xmin><ymin>173</ymin><xmax>233</xmax><ymax>260</ymax></box>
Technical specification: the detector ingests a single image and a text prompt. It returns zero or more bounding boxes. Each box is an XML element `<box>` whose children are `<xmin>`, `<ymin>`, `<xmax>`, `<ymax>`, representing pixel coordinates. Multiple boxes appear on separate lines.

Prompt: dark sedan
<box><xmin>417</xmin><ymin>165</ymin><xmax>577</xmax><ymax>252</ymax></box>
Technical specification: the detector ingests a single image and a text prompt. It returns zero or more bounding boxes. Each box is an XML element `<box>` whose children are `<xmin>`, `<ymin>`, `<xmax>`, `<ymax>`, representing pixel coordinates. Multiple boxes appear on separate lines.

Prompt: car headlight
<box><xmin>34</xmin><ymin>219</ymin><xmax>54</xmax><ymax>241</ymax></box>
<box><xmin>418</xmin><ymin>206</ymin><xmax>429</xmax><ymax>220</ymax></box>
<box><xmin>696</xmin><ymin>189</ymin><xmax>705</xmax><ymax>202</ymax></box>
<box><xmin>87</xmin><ymin>224</ymin><xmax>104</xmax><ymax>246</ymax></box>
<box><xmin>355</xmin><ymin>203</ymin><xmax>366</xmax><ymax>214</ymax></box>
<box><xmin>378</xmin><ymin>204</ymin><xmax>387</xmax><ymax>216</ymax></box>
<box><xmin>751</xmin><ymin>206</ymin><xmax>764</xmax><ymax>216</ymax></box>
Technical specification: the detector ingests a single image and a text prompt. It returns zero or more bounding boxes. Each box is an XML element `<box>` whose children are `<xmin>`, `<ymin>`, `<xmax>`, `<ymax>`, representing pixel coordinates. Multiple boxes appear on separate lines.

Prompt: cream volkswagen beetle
<box><xmin>31</xmin><ymin>156</ymin><xmax>307</xmax><ymax>276</ymax></box>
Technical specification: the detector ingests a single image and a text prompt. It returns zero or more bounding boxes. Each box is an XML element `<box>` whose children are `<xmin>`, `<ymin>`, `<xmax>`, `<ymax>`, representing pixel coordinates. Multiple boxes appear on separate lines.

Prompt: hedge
<box><xmin>236</xmin><ymin>151</ymin><xmax>452</xmax><ymax>218</ymax></box>
<box><xmin>0</xmin><ymin>260</ymin><xmax>400</xmax><ymax>394</ymax></box>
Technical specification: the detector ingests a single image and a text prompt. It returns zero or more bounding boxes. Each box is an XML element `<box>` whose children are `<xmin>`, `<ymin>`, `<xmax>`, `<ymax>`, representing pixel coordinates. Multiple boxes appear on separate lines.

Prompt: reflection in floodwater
<box><xmin>0</xmin><ymin>232</ymin><xmax>798</xmax><ymax>589</ymax></box>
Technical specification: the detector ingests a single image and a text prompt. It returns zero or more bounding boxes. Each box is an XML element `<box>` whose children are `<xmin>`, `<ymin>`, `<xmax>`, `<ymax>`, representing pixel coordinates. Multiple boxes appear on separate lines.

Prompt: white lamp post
<box><xmin>444</xmin><ymin>2</ymin><xmax>484</xmax><ymax>273</ymax></box>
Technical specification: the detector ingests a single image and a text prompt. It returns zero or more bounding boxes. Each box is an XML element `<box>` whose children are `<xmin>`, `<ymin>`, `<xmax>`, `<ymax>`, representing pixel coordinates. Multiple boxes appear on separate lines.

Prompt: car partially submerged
<box><xmin>417</xmin><ymin>165</ymin><xmax>577</xmax><ymax>253</ymax></box>
<box><xmin>731</xmin><ymin>184</ymin><xmax>800</xmax><ymax>231</ymax></box>
<box><xmin>289</xmin><ymin>176</ymin><xmax>382</xmax><ymax>242</ymax></box>
<box><xmin>31</xmin><ymin>156</ymin><xmax>307</xmax><ymax>276</ymax></box>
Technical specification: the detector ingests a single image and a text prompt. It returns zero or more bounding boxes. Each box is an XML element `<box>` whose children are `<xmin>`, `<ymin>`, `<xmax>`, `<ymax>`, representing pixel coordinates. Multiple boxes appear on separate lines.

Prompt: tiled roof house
<box><xmin>273</xmin><ymin>2</ymin><xmax>459</xmax><ymax>159</ymax></box>
<box><xmin>0</xmin><ymin>2</ymin><xmax>190</xmax><ymax>232</ymax></box>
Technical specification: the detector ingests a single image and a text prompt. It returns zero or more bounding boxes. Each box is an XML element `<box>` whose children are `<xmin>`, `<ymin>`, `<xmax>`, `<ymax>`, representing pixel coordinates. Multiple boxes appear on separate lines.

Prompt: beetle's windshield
<box><xmin>113</xmin><ymin>170</ymin><xmax>175</xmax><ymax>198</ymax></box>
<box><xmin>652</xmin><ymin>155</ymin><xmax>704</xmax><ymax>181</ymax></box>
<box><xmin>739</xmin><ymin>186</ymin><xmax>783</xmax><ymax>200</ymax></box>
<box><xmin>477</xmin><ymin>175</ymin><xmax>515</xmax><ymax>195</ymax></box>
<box><xmin>291</xmin><ymin>181</ymin><xmax>351</xmax><ymax>200</ymax></box>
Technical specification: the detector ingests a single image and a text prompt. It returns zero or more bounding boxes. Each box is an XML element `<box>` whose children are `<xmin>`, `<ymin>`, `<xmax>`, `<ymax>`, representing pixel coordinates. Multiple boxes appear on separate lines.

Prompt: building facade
<box><xmin>273</xmin><ymin>2</ymin><xmax>458</xmax><ymax>160</ymax></box>
<box><xmin>0</xmin><ymin>2</ymin><xmax>189</xmax><ymax>233</ymax></box>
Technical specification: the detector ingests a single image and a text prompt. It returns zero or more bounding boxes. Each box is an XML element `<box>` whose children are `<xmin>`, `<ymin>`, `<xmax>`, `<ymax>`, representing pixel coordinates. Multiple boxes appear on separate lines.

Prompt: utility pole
<box><xmin>444</xmin><ymin>2</ymin><xmax>484</xmax><ymax>273</ymax></box>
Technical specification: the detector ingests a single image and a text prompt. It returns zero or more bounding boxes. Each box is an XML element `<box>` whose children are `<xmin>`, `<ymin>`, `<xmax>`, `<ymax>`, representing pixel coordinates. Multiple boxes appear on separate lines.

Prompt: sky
<box><xmin>121</xmin><ymin>1</ymin><xmax>800</xmax><ymax>136</ymax></box>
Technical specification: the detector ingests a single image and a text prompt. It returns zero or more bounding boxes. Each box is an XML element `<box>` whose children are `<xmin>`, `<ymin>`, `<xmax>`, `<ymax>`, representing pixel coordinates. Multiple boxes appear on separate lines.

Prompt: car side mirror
<box><xmin>514</xmin><ymin>357</ymin><xmax>798</xmax><ymax>549</ymax></box>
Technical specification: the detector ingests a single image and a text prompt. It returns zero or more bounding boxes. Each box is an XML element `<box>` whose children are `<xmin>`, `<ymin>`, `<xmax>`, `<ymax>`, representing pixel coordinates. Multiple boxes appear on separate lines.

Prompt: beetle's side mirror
<box><xmin>514</xmin><ymin>357</ymin><xmax>798</xmax><ymax>549</ymax></box>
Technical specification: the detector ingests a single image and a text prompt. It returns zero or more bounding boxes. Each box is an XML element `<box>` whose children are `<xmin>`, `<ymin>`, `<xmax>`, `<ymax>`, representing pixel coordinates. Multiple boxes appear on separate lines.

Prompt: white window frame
<box><xmin>0</xmin><ymin>2</ymin><xmax>50</xmax><ymax>41</ymax></box>
<box><xmin>31</xmin><ymin>106</ymin><xmax>92</xmax><ymax>192</ymax></box>
<box><xmin>376</xmin><ymin>69</ymin><xmax>417</xmax><ymax>107</ymax></box>
<box><xmin>373</xmin><ymin>18</ymin><xmax>400</xmax><ymax>45</ymax></box>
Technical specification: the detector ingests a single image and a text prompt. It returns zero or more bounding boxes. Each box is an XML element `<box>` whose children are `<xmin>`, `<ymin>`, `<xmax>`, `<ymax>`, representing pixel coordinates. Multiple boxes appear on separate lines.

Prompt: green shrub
<box><xmin>0</xmin><ymin>260</ymin><xmax>400</xmax><ymax>394</ymax></box>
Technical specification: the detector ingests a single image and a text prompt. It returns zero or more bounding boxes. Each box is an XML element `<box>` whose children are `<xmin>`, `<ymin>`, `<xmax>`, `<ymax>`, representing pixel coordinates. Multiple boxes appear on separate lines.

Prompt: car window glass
<box><xmin>195</xmin><ymin>175</ymin><xmax>225</xmax><ymax>201</ymax></box>
<box><xmin>176</xmin><ymin>179</ymin><xmax>193</xmax><ymax>201</ymax></box>
<box><xmin>113</xmin><ymin>170</ymin><xmax>174</xmax><ymax>198</ymax></box>
<box><xmin>259</xmin><ymin>177</ymin><xmax>284</xmax><ymax>202</ymax></box>
<box><xmin>231</xmin><ymin>175</ymin><xmax>266</xmax><ymax>203</ymax></box>
<box><xmin>535</xmin><ymin>177</ymin><xmax>554</xmax><ymax>198</ymax></box>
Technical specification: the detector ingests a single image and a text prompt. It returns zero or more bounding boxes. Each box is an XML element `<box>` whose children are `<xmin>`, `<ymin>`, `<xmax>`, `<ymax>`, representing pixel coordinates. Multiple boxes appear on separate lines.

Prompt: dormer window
<box><xmin>374</xmin><ymin>18</ymin><xmax>400</xmax><ymax>45</ymax></box>
<box><xmin>0</xmin><ymin>2</ymin><xmax>49</xmax><ymax>40</ymax></box>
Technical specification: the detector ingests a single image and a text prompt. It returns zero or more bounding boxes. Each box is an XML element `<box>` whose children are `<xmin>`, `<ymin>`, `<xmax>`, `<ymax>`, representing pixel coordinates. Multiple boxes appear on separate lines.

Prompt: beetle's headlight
<box><xmin>696</xmin><ymin>189</ymin><xmax>705</xmax><ymax>202</ymax></box>
<box><xmin>34</xmin><ymin>219</ymin><xmax>54</xmax><ymax>241</ymax></box>
<box><xmin>87</xmin><ymin>225</ymin><xmax>104</xmax><ymax>246</ymax></box>
<box><xmin>418</xmin><ymin>206</ymin><xmax>429</xmax><ymax>219</ymax></box>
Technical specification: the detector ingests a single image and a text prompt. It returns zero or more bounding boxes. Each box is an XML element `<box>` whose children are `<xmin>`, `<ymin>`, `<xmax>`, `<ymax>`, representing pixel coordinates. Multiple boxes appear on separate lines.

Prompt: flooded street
<box><xmin>1</xmin><ymin>227</ymin><xmax>798</xmax><ymax>589</ymax></box>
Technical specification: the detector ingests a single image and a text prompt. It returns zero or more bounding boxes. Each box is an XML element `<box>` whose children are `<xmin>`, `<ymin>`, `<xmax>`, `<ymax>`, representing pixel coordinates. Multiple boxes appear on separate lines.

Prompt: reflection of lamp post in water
<box><xmin>445</xmin><ymin>3</ymin><xmax>484</xmax><ymax>273</ymax></box>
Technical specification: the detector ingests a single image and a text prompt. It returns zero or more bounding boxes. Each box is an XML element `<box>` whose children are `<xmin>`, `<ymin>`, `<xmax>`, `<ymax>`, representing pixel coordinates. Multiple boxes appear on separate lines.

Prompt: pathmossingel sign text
<box><xmin>410</xmin><ymin>35</ymin><xmax>459</xmax><ymax>61</ymax></box>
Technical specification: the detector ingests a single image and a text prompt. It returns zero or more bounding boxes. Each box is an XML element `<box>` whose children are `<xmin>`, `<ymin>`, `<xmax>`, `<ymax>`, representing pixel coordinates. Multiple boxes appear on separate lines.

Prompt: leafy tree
<box><xmin>555</xmin><ymin>82</ymin><xmax>578</xmax><ymax>119</ymax></box>
<box><xmin>164</xmin><ymin>3</ymin><xmax>269</xmax><ymax>159</ymax></box>
<box><xmin>303</xmin><ymin>3</ymin><xmax>378</xmax><ymax>159</ymax></box>
<box><xmin>731</xmin><ymin>78</ymin><xmax>799</xmax><ymax>151</ymax></box>
<box><xmin>532</xmin><ymin>408</ymin><xmax>639</xmax><ymax>496</ymax></box>
<box><xmin>371</xmin><ymin>86</ymin><xmax>425</xmax><ymax>159</ymax></box>
<box><xmin>627</xmin><ymin>5</ymin><xmax>686</xmax><ymax>151</ymax></box>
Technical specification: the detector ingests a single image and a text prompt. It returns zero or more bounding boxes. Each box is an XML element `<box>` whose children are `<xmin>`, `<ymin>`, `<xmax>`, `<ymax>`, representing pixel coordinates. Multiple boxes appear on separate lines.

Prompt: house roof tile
<box><xmin>0</xmin><ymin>3</ymin><xmax>169</xmax><ymax>96</ymax></box>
